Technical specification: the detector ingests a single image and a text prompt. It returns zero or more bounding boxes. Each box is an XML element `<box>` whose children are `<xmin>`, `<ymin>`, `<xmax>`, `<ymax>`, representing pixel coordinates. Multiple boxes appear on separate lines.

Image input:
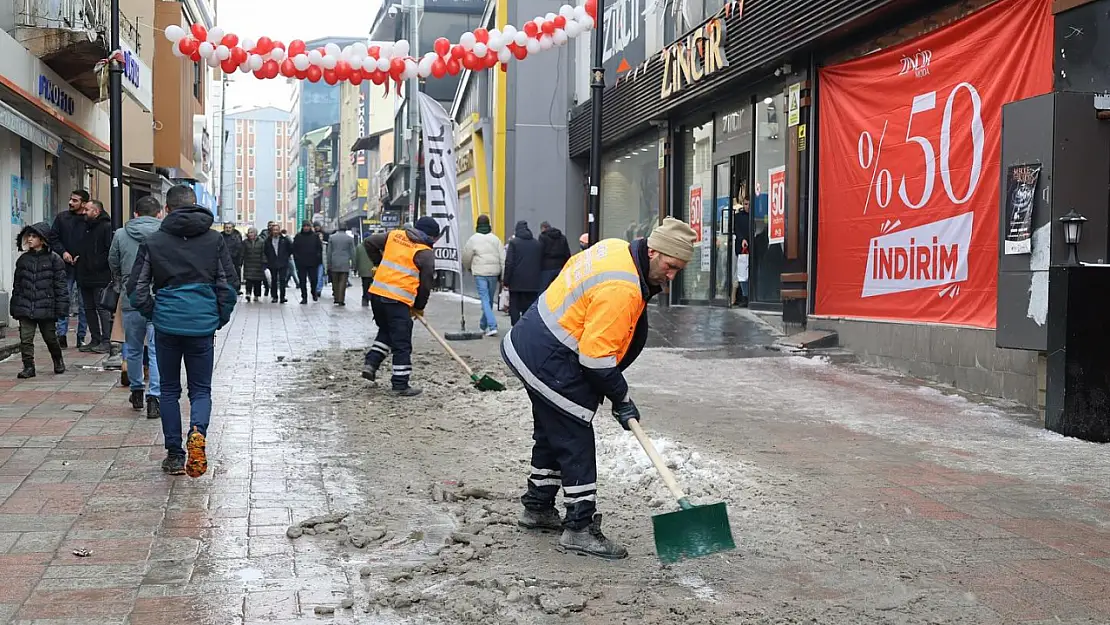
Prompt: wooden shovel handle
<box><xmin>627</xmin><ymin>418</ymin><xmax>687</xmax><ymax>502</ymax></box>
<box><xmin>415</xmin><ymin>314</ymin><xmax>475</xmax><ymax>376</ymax></box>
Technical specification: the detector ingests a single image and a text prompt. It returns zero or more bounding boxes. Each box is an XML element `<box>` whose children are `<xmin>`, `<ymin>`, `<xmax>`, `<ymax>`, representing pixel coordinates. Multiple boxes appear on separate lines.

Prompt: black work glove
<box><xmin>612</xmin><ymin>398</ymin><xmax>640</xmax><ymax>431</ymax></box>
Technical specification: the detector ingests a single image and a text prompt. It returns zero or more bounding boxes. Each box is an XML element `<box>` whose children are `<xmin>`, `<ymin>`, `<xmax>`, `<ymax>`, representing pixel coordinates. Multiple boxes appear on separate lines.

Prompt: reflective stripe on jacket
<box><xmin>368</xmin><ymin>230</ymin><xmax>429</xmax><ymax>306</ymax></box>
<box><xmin>501</xmin><ymin>238</ymin><xmax>651</xmax><ymax>423</ymax></box>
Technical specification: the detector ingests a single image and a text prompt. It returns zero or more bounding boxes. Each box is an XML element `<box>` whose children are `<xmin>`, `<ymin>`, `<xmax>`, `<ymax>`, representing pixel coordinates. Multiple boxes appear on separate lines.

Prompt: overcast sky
<box><xmin>217</xmin><ymin>0</ymin><xmax>378</xmax><ymax>111</ymax></box>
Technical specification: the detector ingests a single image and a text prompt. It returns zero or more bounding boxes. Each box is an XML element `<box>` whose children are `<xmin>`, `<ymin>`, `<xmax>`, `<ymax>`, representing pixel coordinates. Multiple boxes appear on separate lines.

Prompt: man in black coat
<box><xmin>74</xmin><ymin>200</ymin><xmax>114</xmax><ymax>353</ymax></box>
<box><xmin>538</xmin><ymin>221</ymin><xmax>572</xmax><ymax>290</ymax></box>
<box><xmin>47</xmin><ymin>189</ymin><xmax>90</xmax><ymax>348</ymax></box>
<box><xmin>221</xmin><ymin>223</ymin><xmax>244</xmax><ymax>294</ymax></box>
<box><xmin>504</xmin><ymin>220</ymin><xmax>544</xmax><ymax>326</ymax></box>
<box><xmin>263</xmin><ymin>223</ymin><xmax>294</xmax><ymax>303</ymax></box>
<box><xmin>292</xmin><ymin>221</ymin><xmax>323</xmax><ymax>304</ymax></box>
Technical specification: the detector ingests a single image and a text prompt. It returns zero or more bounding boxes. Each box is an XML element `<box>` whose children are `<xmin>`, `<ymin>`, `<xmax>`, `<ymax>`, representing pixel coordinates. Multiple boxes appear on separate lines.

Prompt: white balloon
<box><xmin>503</xmin><ymin>24</ymin><xmax>517</xmax><ymax>37</ymax></box>
<box><xmin>353</xmin><ymin>42</ymin><xmax>368</xmax><ymax>58</ymax></box>
<box><xmin>497</xmin><ymin>48</ymin><xmax>512</xmax><ymax>63</ymax></box>
<box><xmin>164</xmin><ymin>24</ymin><xmax>185</xmax><ymax>42</ymax></box>
<box><xmin>241</xmin><ymin>37</ymin><xmax>256</xmax><ymax>52</ymax></box>
<box><xmin>308</xmin><ymin>49</ymin><xmax>324</xmax><ymax>66</ymax></box>
<box><xmin>489</xmin><ymin>28</ymin><xmax>502</xmax><ymax>42</ymax></box>
<box><xmin>378</xmin><ymin>42</ymin><xmax>394</xmax><ymax>58</ymax></box>
<box><xmin>239</xmin><ymin>61</ymin><xmax>252</xmax><ymax>73</ymax></box>
<box><xmin>215</xmin><ymin>44</ymin><xmax>231</xmax><ymax>60</ymax></box>
<box><xmin>394</xmin><ymin>39</ymin><xmax>410</xmax><ymax>57</ymax></box>
<box><xmin>206</xmin><ymin>55</ymin><xmax>221</xmax><ymax>68</ymax></box>
<box><xmin>459</xmin><ymin>32</ymin><xmax>476</xmax><ymax>50</ymax></box>
<box><xmin>362</xmin><ymin>56</ymin><xmax>378</xmax><ymax>73</ymax></box>
<box><xmin>473</xmin><ymin>43</ymin><xmax>488</xmax><ymax>58</ymax></box>
<box><xmin>488</xmin><ymin>35</ymin><xmax>504</xmax><ymax>51</ymax></box>
<box><xmin>573</xmin><ymin>5</ymin><xmax>588</xmax><ymax>19</ymax></box>
<box><xmin>533</xmin><ymin>16</ymin><xmax>546</xmax><ymax>26</ymax></box>
<box><xmin>349</xmin><ymin>53</ymin><xmax>365</xmax><ymax>68</ymax></box>
<box><xmin>526</xmin><ymin>38</ymin><xmax>541</xmax><ymax>55</ymax></box>
<box><xmin>403</xmin><ymin>59</ymin><xmax>418</xmax><ymax>79</ymax></box>
<box><xmin>198</xmin><ymin>41</ymin><xmax>215</xmax><ymax>59</ymax></box>
<box><xmin>293</xmin><ymin>54</ymin><xmax>311</xmax><ymax>71</ymax></box>
<box><xmin>325</xmin><ymin>42</ymin><xmax>341</xmax><ymax>57</ymax></box>
<box><xmin>248</xmin><ymin>54</ymin><xmax>264</xmax><ymax>71</ymax></box>
<box><xmin>377</xmin><ymin>57</ymin><xmax>391</xmax><ymax>72</ymax></box>
<box><xmin>565</xmin><ymin>20</ymin><xmax>580</xmax><ymax>37</ymax></box>
<box><xmin>559</xmin><ymin>4</ymin><xmax>574</xmax><ymax>17</ymax></box>
<box><xmin>270</xmin><ymin>48</ymin><xmax>286</xmax><ymax>62</ymax></box>
<box><xmin>553</xmin><ymin>29</ymin><xmax>568</xmax><ymax>45</ymax></box>
<box><xmin>207</xmin><ymin>26</ymin><xmax>224</xmax><ymax>44</ymax></box>
<box><xmin>417</xmin><ymin>56</ymin><xmax>434</xmax><ymax>77</ymax></box>
<box><xmin>539</xmin><ymin>34</ymin><xmax>554</xmax><ymax>50</ymax></box>
<box><xmin>581</xmin><ymin>15</ymin><xmax>595</xmax><ymax>29</ymax></box>
<box><xmin>513</xmin><ymin>31</ymin><xmax>529</xmax><ymax>46</ymax></box>
<box><xmin>322</xmin><ymin>54</ymin><xmax>337</xmax><ymax>69</ymax></box>
<box><xmin>545</xmin><ymin>12</ymin><xmax>557</xmax><ymax>21</ymax></box>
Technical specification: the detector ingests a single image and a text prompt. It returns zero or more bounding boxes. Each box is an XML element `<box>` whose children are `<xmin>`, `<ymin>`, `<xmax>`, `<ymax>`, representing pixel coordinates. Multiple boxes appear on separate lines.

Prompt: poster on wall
<box><xmin>814</xmin><ymin>0</ymin><xmax>1054</xmax><ymax>328</ymax></box>
<box><xmin>768</xmin><ymin>166</ymin><xmax>786</xmax><ymax>246</ymax></box>
<box><xmin>9</xmin><ymin>176</ymin><xmax>23</xmax><ymax>226</ymax></box>
<box><xmin>1003</xmin><ymin>163</ymin><xmax>1041</xmax><ymax>255</ymax></box>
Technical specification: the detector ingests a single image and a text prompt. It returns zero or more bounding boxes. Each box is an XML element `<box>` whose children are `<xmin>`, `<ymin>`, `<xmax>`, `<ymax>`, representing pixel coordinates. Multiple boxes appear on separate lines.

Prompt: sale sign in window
<box><xmin>814</xmin><ymin>0</ymin><xmax>1053</xmax><ymax>328</ymax></box>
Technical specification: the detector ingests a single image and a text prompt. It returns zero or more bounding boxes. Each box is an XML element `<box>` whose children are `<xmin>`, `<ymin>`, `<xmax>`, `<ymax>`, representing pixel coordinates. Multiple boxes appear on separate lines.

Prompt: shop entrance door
<box><xmin>709</xmin><ymin>153</ymin><xmax>750</xmax><ymax>306</ymax></box>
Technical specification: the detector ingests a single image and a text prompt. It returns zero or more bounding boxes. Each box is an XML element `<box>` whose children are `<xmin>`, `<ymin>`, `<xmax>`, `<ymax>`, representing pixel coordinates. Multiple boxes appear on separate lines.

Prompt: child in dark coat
<box><xmin>10</xmin><ymin>222</ymin><xmax>68</xmax><ymax>378</ymax></box>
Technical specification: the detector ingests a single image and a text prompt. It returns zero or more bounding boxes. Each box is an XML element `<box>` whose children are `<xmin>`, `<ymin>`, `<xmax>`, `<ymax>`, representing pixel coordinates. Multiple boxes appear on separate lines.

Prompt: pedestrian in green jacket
<box><xmin>355</xmin><ymin>238</ymin><xmax>376</xmax><ymax>307</ymax></box>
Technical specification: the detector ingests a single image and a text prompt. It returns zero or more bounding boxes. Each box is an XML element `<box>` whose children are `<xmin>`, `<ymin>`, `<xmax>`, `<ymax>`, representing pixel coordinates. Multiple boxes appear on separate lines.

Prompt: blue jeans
<box><xmin>155</xmin><ymin>331</ymin><xmax>214</xmax><ymax>454</ymax></box>
<box><xmin>122</xmin><ymin>310</ymin><xmax>160</xmax><ymax>397</ymax></box>
<box><xmin>316</xmin><ymin>264</ymin><xmax>326</xmax><ymax>293</ymax></box>
<box><xmin>56</xmin><ymin>273</ymin><xmax>87</xmax><ymax>341</ymax></box>
<box><xmin>474</xmin><ymin>275</ymin><xmax>499</xmax><ymax>331</ymax></box>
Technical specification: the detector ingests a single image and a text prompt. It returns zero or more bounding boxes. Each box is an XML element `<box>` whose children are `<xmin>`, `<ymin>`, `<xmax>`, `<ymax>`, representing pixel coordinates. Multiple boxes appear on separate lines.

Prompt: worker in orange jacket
<box><xmin>501</xmin><ymin>217</ymin><xmax>697</xmax><ymax>559</ymax></box>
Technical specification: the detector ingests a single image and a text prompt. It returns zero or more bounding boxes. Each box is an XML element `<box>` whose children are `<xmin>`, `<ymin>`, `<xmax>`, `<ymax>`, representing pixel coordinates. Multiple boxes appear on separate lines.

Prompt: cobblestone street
<box><xmin>0</xmin><ymin>289</ymin><xmax>1107</xmax><ymax>624</ymax></box>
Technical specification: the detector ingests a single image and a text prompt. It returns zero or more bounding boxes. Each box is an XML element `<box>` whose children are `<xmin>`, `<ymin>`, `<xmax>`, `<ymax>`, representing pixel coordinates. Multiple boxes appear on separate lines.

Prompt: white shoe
<box><xmin>485</xmin><ymin>329</ymin><xmax>498</xmax><ymax>337</ymax></box>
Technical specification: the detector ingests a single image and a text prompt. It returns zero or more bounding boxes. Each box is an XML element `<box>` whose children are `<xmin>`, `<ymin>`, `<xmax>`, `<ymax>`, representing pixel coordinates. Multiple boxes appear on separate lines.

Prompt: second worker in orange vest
<box><xmin>360</xmin><ymin>217</ymin><xmax>441</xmax><ymax>396</ymax></box>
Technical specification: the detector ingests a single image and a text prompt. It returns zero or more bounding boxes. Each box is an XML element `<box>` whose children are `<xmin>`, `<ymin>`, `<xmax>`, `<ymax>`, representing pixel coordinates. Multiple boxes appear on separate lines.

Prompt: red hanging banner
<box><xmin>814</xmin><ymin>0</ymin><xmax>1053</xmax><ymax>328</ymax></box>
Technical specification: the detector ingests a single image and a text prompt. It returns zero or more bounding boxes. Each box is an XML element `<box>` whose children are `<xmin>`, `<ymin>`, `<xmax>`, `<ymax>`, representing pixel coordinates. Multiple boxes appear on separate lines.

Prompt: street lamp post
<box><xmin>405</xmin><ymin>0</ymin><xmax>422</xmax><ymax>226</ymax></box>
<box><xmin>585</xmin><ymin>0</ymin><xmax>604</xmax><ymax>246</ymax></box>
<box><xmin>1059</xmin><ymin>209</ymin><xmax>1087</xmax><ymax>266</ymax></box>
<box><xmin>108</xmin><ymin>0</ymin><xmax>124</xmax><ymax>229</ymax></box>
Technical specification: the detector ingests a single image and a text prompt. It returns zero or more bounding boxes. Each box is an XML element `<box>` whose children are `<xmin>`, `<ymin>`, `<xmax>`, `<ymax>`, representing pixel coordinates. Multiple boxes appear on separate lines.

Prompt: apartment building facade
<box><xmin>222</xmin><ymin>107</ymin><xmax>295</xmax><ymax>231</ymax></box>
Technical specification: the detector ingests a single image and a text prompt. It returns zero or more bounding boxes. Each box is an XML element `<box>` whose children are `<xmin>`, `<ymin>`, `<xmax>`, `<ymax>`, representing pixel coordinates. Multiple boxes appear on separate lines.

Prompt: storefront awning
<box><xmin>62</xmin><ymin>143</ymin><xmax>165</xmax><ymax>191</ymax></box>
<box><xmin>351</xmin><ymin>134</ymin><xmax>381</xmax><ymax>152</ymax></box>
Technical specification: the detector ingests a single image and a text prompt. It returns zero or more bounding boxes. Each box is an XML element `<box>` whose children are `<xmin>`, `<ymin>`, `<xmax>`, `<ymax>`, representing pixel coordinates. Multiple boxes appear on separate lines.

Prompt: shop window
<box><xmin>679</xmin><ymin>119</ymin><xmax>714</xmax><ymax>301</ymax></box>
<box><xmin>249</xmin><ymin>170</ymin><xmax>255</xmax><ymax>178</ymax></box>
<box><xmin>276</xmin><ymin>191</ymin><xmax>283</xmax><ymax>200</ymax></box>
<box><xmin>752</xmin><ymin>94</ymin><xmax>786</xmax><ymax>304</ymax></box>
<box><xmin>276</xmin><ymin>169</ymin><xmax>283</xmax><ymax>179</ymax></box>
<box><xmin>237</xmin><ymin>189</ymin><xmax>242</xmax><ymax>199</ymax></box>
<box><xmin>249</xmin><ymin>190</ymin><xmax>255</xmax><ymax>200</ymax></box>
<box><xmin>600</xmin><ymin>134</ymin><xmax>660</xmax><ymax>245</ymax></box>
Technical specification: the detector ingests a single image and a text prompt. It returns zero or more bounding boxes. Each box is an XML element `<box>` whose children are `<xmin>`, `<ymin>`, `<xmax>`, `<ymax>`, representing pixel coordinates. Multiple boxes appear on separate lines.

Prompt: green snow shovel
<box><xmin>627</xmin><ymin>418</ymin><xmax>735</xmax><ymax>564</ymax></box>
<box><xmin>416</xmin><ymin>315</ymin><xmax>505</xmax><ymax>391</ymax></box>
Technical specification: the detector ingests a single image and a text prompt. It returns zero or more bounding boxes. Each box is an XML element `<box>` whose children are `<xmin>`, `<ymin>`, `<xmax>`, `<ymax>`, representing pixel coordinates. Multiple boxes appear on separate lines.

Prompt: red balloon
<box><xmin>334</xmin><ymin>60</ymin><xmax>352</xmax><ymax>80</ymax></box>
<box><xmin>473</xmin><ymin>28</ymin><xmax>489</xmax><ymax>44</ymax></box>
<box><xmin>221</xmin><ymin>33</ymin><xmax>239</xmax><ymax>48</ymax></box>
<box><xmin>433</xmin><ymin>37</ymin><xmax>451</xmax><ymax>57</ymax></box>
<box><xmin>389</xmin><ymin>57</ymin><xmax>406</xmax><ymax>80</ymax></box>
<box><xmin>306</xmin><ymin>65</ymin><xmax>322</xmax><ymax>82</ymax></box>
<box><xmin>295</xmin><ymin>69</ymin><xmax>308</xmax><ymax>80</ymax></box>
<box><xmin>585</xmin><ymin>0</ymin><xmax>597</xmax><ymax>18</ymax></box>
<box><xmin>323</xmin><ymin>69</ymin><xmax>338</xmax><ymax>85</ymax></box>
<box><xmin>368</xmin><ymin>45</ymin><xmax>380</xmax><ymax>59</ymax></box>
<box><xmin>541</xmin><ymin>20</ymin><xmax>555</xmax><ymax>35</ymax></box>
<box><xmin>262</xmin><ymin>60</ymin><xmax>279</xmax><ymax>79</ymax></box>
<box><xmin>280</xmin><ymin>59</ymin><xmax>296</xmax><ymax>77</ymax></box>
<box><xmin>178</xmin><ymin>37</ymin><xmax>198</xmax><ymax>55</ymax></box>
<box><xmin>349</xmin><ymin>70</ymin><xmax>363</xmax><ymax>85</ymax></box>
<box><xmin>189</xmin><ymin>50</ymin><xmax>201</xmax><ymax>62</ymax></box>
<box><xmin>272</xmin><ymin>40</ymin><xmax>285</xmax><ymax>51</ymax></box>
<box><xmin>190</xmin><ymin>23</ymin><xmax>207</xmax><ymax>41</ymax></box>
<box><xmin>446</xmin><ymin>58</ymin><xmax>461</xmax><ymax>75</ymax></box>
<box><xmin>485</xmin><ymin>53</ymin><xmax>498</xmax><ymax>69</ymax></box>
<box><xmin>511</xmin><ymin>44</ymin><xmax>527</xmax><ymax>60</ymax></box>
<box><xmin>288</xmin><ymin>39</ymin><xmax>306</xmax><ymax>56</ymax></box>
<box><xmin>231</xmin><ymin>47</ymin><xmax>248</xmax><ymax>65</ymax></box>
<box><xmin>462</xmin><ymin>52</ymin><xmax>479</xmax><ymax>70</ymax></box>
<box><xmin>523</xmin><ymin>22</ymin><xmax>539</xmax><ymax>37</ymax></box>
<box><xmin>553</xmin><ymin>15</ymin><xmax>567</xmax><ymax>29</ymax></box>
<box><xmin>450</xmin><ymin>44</ymin><xmax>465</xmax><ymax>60</ymax></box>
<box><xmin>221</xmin><ymin>58</ymin><xmax>237</xmax><ymax>74</ymax></box>
<box><xmin>253</xmin><ymin>69</ymin><xmax>265</xmax><ymax>79</ymax></box>
<box><xmin>255</xmin><ymin>36</ymin><xmax>273</xmax><ymax>54</ymax></box>
<box><xmin>431</xmin><ymin>58</ymin><xmax>447</xmax><ymax>78</ymax></box>
<box><xmin>369</xmin><ymin>69</ymin><xmax>386</xmax><ymax>85</ymax></box>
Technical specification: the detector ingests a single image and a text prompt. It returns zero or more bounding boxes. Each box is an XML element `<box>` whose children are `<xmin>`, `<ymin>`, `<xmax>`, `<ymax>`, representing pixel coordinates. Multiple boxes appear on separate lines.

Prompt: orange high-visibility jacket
<box><xmin>368</xmin><ymin>230</ymin><xmax>431</xmax><ymax>306</ymax></box>
<box><xmin>501</xmin><ymin>238</ymin><xmax>658</xmax><ymax>423</ymax></box>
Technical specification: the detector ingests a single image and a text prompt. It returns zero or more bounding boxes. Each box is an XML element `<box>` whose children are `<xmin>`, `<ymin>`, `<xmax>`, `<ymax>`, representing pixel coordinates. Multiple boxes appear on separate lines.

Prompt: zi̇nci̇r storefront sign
<box><xmin>660</xmin><ymin>16</ymin><xmax>729</xmax><ymax>98</ymax></box>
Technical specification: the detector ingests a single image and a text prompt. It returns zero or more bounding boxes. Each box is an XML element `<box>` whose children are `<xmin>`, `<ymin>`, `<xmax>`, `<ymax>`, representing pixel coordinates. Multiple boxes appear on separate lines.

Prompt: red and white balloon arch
<box><xmin>164</xmin><ymin>0</ymin><xmax>597</xmax><ymax>88</ymax></box>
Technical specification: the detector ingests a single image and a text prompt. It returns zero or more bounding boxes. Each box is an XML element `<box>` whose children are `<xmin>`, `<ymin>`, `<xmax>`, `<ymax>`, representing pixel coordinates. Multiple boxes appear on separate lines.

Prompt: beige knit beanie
<box><xmin>647</xmin><ymin>217</ymin><xmax>697</xmax><ymax>262</ymax></box>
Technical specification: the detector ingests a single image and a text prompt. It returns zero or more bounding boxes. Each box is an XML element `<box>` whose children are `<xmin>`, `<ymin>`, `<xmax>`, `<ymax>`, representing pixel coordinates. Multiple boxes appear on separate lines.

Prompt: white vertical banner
<box><xmin>417</xmin><ymin>92</ymin><xmax>461</xmax><ymax>274</ymax></box>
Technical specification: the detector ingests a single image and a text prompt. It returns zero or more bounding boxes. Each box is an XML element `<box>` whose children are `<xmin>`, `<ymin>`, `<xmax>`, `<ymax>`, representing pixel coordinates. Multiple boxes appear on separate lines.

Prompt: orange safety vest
<box><xmin>368</xmin><ymin>230</ymin><xmax>429</xmax><ymax>306</ymax></box>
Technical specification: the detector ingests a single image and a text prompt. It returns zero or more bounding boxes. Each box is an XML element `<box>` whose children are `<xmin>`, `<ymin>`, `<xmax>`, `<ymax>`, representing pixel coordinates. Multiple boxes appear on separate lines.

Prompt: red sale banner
<box><xmin>769</xmin><ymin>166</ymin><xmax>786</xmax><ymax>245</ymax></box>
<box><xmin>814</xmin><ymin>0</ymin><xmax>1053</xmax><ymax>328</ymax></box>
<box><xmin>689</xmin><ymin>185</ymin><xmax>704</xmax><ymax>242</ymax></box>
